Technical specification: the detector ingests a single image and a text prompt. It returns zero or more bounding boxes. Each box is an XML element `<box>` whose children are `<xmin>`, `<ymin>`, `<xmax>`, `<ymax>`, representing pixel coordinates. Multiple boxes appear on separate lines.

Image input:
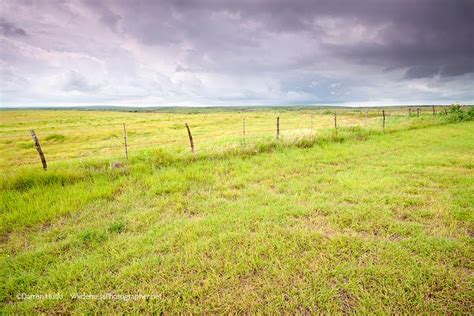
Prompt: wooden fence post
<box><xmin>432</xmin><ymin>105</ymin><xmax>435</xmax><ymax>116</ymax></box>
<box><xmin>30</xmin><ymin>129</ymin><xmax>47</xmax><ymax>170</ymax></box>
<box><xmin>409</xmin><ymin>108</ymin><xmax>412</xmax><ymax>117</ymax></box>
<box><xmin>122</xmin><ymin>123</ymin><xmax>128</xmax><ymax>160</ymax></box>
<box><xmin>417</xmin><ymin>107</ymin><xmax>420</xmax><ymax>117</ymax></box>
<box><xmin>242</xmin><ymin>118</ymin><xmax>246</xmax><ymax>146</ymax></box>
<box><xmin>185</xmin><ymin>123</ymin><xmax>195</xmax><ymax>153</ymax></box>
<box><xmin>276</xmin><ymin>117</ymin><xmax>280</xmax><ymax>140</ymax></box>
<box><xmin>334</xmin><ymin>111</ymin><xmax>337</xmax><ymax>129</ymax></box>
<box><xmin>382</xmin><ymin>110</ymin><xmax>386</xmax><ymax>130</ymax></box>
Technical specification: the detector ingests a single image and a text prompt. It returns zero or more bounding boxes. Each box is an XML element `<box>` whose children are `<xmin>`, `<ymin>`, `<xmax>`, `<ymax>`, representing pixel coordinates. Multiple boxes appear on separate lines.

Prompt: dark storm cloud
<box><xmin>0</xmin><ymin>19</ymin><xmax>27</xmax><ymax>37</ymax></box>
<box><xmin>84</xmin><ymin>0</ymin><xmax>474</xmax><ymax>78</ymax></box>
<box><xmin>319</xmin><ymin>0</ymin><xmax>474</xmax><ymax>79</ymax></box>
<box><xmin>1</xmin><ymin>0</ymin><xmax>473</xmax><ymax>106</ymax></box>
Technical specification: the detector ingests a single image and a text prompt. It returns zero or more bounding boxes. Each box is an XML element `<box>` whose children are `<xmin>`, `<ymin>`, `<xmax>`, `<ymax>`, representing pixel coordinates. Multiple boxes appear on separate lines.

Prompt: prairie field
<box><xmin>0</xmin><ymin>107</ymin><xmax>430</xmax><ymax>168</ymax></box>
<box><xmin>0</xmin><ymin>106</ymin><xmax>473</xmax><ymax>313</ymax></box>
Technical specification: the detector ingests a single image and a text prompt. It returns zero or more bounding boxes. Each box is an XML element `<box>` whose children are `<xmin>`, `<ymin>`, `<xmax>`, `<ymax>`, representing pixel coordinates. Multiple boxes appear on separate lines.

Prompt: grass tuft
<box><xmin>44</xmin><ymin>134</ymin><xmax>66</xmax><ymax>143</ymax></box>
<box><xmin>78</xmin><ymin>229</ymin><xmax>107</xmax><ymax>245</ymax></box>
<box><xmin>108</xmin><ymin>221</ymin><xmax>125</xmax><ymax>234</ymax></box>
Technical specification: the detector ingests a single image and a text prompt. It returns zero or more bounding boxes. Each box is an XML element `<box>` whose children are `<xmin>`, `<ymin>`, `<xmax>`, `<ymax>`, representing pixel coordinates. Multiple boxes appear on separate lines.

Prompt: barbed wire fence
<box><xmin>0</xmin><ymin>106</ymin><xmax>451</xmax><ymax>170</ymax></box>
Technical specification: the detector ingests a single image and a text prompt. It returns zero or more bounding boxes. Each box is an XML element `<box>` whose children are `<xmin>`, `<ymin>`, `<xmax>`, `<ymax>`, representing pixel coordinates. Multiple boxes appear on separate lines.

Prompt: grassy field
<box><xmin>1</xmin><ymin>107</ymin><xmax>473</xmax><ymax>313</ymax></box>
<box><xmin>0</xmin><ymin>106</ymin><xmax>439</xmax><ymax>168</ymax></box>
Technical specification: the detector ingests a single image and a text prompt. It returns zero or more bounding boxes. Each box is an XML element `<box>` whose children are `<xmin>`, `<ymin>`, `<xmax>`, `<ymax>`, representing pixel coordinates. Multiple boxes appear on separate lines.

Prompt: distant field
<box><xmin>0</xmin><ymin>107</ymin><xmax>473</xmax><ymax>313</ymax></box>
<box><xmin>0</xmin><ymin>106</ymin><xmax>441</xmax><ymax>169</ymax></box>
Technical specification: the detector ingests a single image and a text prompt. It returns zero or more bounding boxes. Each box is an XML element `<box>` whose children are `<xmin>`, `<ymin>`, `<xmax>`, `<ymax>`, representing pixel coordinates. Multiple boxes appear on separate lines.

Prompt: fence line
<box><xmin>0</xmin><ymin>109</ymin><xmax>412</xmax><ymax>138</ymax></box>
<box><xmin>1</xmin><ymin>106</ymin><xmax>461</xmax><ymax>169</ymax></box>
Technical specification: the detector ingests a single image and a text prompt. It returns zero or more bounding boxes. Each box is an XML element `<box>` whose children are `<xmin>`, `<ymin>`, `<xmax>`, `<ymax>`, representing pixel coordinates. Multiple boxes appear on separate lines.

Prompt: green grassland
<box><xmin>0</xmin><ymin>106</ymin><xmax>436</xmax><ymax>168</ymax></box>
<box><xmin>0</xmin><ymin>107</ymin><xmax>473</xmax><ymax>313</ymax></box>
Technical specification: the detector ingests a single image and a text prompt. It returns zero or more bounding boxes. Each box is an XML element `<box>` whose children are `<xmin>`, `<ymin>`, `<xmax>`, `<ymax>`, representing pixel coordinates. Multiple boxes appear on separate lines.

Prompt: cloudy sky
<box><xmin>1</xmin><ymin>0</ymin><xmax>473</xmax><ymax>107</ymax></box>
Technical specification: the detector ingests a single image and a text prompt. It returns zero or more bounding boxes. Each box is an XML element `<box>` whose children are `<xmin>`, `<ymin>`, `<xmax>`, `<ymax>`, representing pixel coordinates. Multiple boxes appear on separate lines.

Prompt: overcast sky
<box><xmin>1</xmin><ymin>0</ymin><xmax>473</xmax><ymax>107</ymax></box>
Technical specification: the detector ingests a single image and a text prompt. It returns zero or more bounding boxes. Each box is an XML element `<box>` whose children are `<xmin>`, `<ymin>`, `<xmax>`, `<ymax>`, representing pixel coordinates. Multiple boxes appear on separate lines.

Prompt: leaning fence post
<box><xmin>276</xmin><ymin>117</ymin><xmax>280</xmax><ymax>140</ymax></box>
<box><xmin>409</xmin><ymin>108</ymin><xmax>412</xmax><ymax>117</ymax></box>
<box><xmin>382</xmin><ymin>110</ymin><xmax>386</xmax><ymax>131</ymax></box>
<box><xmin>242</xmin><ymin>118</ymin><xmax>246</xmax><ymax>146</ymax></box>
<box><xmin>185</xmin><ymin>122</ymin><xmax>195</xmax><ymax>153</ymax></box>
<box><xmin>432</xmin><ymin>105</ymin><xmax>435</xmax><ymax>116</ymax></box>
<box><xmin>417</xmin><ymin>107</ymin><xmax>420</xmax><ymax>117</ymax></box>
<box><xmin>334</xmin><ymin>111</ymin><xmax>337</xmax><ymax>129</ymax></box>
<box><xmin>30</xmin><ymin>129</ymin><xmax>47</xmax><ymax>170</ymax></box>
<box><xmin>122</xmin><ymin>123</ymin><xmax>128</xmax><ymax>160</ymax></box>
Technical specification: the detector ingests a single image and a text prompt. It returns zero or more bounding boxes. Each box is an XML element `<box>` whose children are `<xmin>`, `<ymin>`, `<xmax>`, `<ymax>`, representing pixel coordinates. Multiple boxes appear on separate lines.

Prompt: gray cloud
<box><xmin>0</xmin><ymin>0</ymin><xmax>473</xmax><ymax>106</ymax></box>
<box><xmin>62</xmin><ymin>70</ymin><xmax>100</xmax><ymax>92</ymax></box>
<box><xmin>80</xmin><ymin>0</ymin><xmax>474</xmax><ymax>78</ymax></box>
<box><xmin>0</xmin><ymin>19</ymin><xmax>27</xmax><ymax>37</ymax></box>
<box><xmin>404</xmin><ymin>66</ymin><xmax>440</xmax><ymax>80</ymax></box>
